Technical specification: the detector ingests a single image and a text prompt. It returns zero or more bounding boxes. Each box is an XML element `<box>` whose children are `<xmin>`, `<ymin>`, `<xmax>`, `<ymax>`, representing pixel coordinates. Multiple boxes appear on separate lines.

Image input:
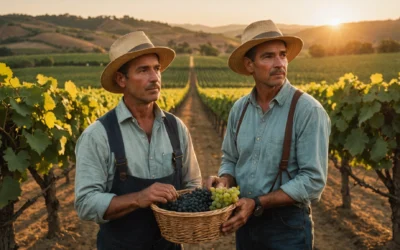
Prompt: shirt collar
<box><xmin>116</xmin><ymin>98</ymin><xmax>166</xmax><ymax>124</ymax></box>
<box><xmin>249</xmin><ymin>79</ymin><xmax>292</xmax><ymax>107</ymax></box>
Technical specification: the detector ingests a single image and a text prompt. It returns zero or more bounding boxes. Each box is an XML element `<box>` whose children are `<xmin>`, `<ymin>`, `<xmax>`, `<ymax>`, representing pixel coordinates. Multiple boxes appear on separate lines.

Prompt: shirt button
<box><xmin>256</xmin><ymin>137</ymin><xmax>260</xmax><ymax>141</ymax></box>
<box><xmin>248</xmin><ymin>192</ymin><xmax>252</xmax><ymax>195</ymax></box>
<box><xmin>150</xmin><ymin>157</ymin><xmax>153</xmax><ymax>160</ymax></box>
<box><xmin>152</xmin><ymin>175</ymin><xmax>155</xmax><ymax>178</ymax></box>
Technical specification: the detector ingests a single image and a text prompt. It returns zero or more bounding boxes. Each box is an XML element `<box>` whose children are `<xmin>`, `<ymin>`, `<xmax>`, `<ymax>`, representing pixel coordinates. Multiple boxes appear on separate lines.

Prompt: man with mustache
<box><xmin>206</xmin><ymin>20</ymin><xmax>330</xmax><ymax>249</ymax></box>
<box><xmin>74</xmin><ymin>31</ymin><xmax>201</xmax><ymax>250</ymax></box>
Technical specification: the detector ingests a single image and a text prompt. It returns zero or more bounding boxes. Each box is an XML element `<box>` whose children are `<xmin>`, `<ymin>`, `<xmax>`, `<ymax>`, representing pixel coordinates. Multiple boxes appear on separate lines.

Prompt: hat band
<box><xmin>252</xmin><ymin>31</ymin><xmax>282</xmax><ymax>40</ymax></box>
<box><xmin>128</xmin><ymin>43</ymin><xmax>155</xmax><ymax>52</ymax></box>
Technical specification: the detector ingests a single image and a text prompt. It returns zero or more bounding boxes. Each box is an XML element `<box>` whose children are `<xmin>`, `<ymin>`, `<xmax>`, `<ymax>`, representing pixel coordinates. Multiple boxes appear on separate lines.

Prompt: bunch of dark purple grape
<box><xmin>160</xmin><ymin>188</ymin><xmax>213</xmax><ymax>212</ymax></box>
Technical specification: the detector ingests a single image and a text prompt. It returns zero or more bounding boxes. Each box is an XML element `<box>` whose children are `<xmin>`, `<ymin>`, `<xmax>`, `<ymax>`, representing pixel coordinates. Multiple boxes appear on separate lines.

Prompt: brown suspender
<box><xmin>234</xmin><ymin>99</ymin><xmax>250</xmax><ymax>148</ymax></box>
<box><xmin>234</xmin><ymin>89</ymin><xmax>304</xmax><ymax>193</ymax></box>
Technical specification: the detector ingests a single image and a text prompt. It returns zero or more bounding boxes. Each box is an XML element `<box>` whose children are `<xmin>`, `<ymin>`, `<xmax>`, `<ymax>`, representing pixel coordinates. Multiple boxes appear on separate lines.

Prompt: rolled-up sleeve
<box><xmin>74</xmin><ymin>124</ymin><xmax>115</xmax><ymax>224</ymax></box>
<box><xmin>280</xmin><ymin>106</ymin><xmax>331</xmax><ymax>204</ymax></box>
<box><xmin>218</xmin><ymin>105</ymin><xmax>239</xmax><ymax>178</ymax></box>
<box><xmin>177</xmin><ymin>118</ymin><xmax>202</xmax><ymax>188</ymax></box>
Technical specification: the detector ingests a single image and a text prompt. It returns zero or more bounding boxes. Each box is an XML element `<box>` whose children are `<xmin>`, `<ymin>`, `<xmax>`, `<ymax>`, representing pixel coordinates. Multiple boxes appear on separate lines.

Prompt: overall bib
<box><xmin>97</xmin><ymin>109</ymin><xmax>183</xmax><ymax>250</ymax></box>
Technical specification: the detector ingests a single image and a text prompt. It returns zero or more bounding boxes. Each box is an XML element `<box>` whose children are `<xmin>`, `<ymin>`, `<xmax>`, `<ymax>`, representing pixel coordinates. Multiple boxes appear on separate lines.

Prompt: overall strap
<box><xmin>163</xmin><ymin>112</ymin><xmax>183</xmax><ymax>190</ymax></box>
<box><xmin>269</xmin><ymin>89</ymin><xmax>303</xmax><ymax>193</ymax></box>
<box><xmin>98</xmin><ymin>109</ymin><xmax>128</xmax><ymax>181</ymax></box>
<box><xmin>234</xmin><ymin>98</ymin><xmax>251</xmax><ymax>148</ymax></box>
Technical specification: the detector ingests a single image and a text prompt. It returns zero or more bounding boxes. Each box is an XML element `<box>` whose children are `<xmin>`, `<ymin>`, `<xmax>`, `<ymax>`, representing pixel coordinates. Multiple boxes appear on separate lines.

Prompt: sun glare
<box><xmin>330</xmin><ymin>18</ymin><xmax>342</xmax><ymax>27</ymax></box>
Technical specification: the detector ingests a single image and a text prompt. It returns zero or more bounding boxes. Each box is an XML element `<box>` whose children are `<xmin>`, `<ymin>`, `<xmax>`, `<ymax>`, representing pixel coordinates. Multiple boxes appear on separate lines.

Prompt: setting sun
<box><xmin>330</xmin><ymin>18</ymin><xmax>342</xmax><ymax>27</ymax></box>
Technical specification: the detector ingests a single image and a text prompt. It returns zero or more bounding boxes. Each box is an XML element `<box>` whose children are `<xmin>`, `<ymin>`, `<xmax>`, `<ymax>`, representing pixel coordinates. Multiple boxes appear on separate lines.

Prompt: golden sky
<box><xmin>2</xmin><ymin>0</ymin><xmax>400</xmax><ymax>26</ymax></box>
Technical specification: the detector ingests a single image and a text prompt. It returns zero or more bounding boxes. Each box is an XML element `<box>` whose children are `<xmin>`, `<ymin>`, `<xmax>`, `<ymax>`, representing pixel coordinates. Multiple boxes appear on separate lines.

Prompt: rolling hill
<box><xmin>172</xmin><ymin>23</ymin><xmax>313</xmax><ymax>38</ymax></box>
<box><xmin>0</xmin><ymin>14</ymin><xmax>240</xmax><ymax>54</ymax></box>
<box><xmin>0</xmin><ymin>14</ymin><xmax>399</xmax><ymax>55</ymax></box>
<box><xmin>293</xmin><ymin>19</ymin><xmax>400</xmax><ymax>48</ymax></box>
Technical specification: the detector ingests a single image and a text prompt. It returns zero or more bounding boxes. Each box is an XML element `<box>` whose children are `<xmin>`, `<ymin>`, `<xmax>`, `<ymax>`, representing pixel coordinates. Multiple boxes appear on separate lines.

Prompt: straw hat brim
<box><xmin>101</xmin><ymin>47</ymin><xmax>176</xmax><ymax>93</ymax></box>
<box><xmin>228</xmin><ymin>36</ymin><xmax>303</xmax><ymax>75</ymax></box>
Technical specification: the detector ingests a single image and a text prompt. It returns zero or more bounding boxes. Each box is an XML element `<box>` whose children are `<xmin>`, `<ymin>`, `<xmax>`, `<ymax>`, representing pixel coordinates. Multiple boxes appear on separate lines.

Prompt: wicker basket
<box><xmin>150</xmin><ymin>189</ymin><xmax>236</xmax><ymax>244</ymax></box>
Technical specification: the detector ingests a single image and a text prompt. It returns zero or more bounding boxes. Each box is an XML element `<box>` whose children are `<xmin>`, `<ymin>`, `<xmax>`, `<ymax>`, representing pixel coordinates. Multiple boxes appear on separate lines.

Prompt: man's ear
<box><xmin>115</xmin><ymin>72</ymin><xmax>126</xmax><ymax>88</ymax></box>
<box><xmin>243</xmin><ymin>57</ymin><xmax>254</xmax><ymax>74</ymax></box>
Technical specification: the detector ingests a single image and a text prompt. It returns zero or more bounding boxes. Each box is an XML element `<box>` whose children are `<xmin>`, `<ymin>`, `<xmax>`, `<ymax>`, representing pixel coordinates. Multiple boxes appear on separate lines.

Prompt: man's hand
<box><xmin>136</xmin><ymin>182</ymin><xmax>179</xmax><ymax>208</ymax></box>
<box><xmin>205</xmin><ymin>174</ymin><xmax>235</xmax><ymax>189</ymax></box>
<box><xmin>221</xmin><ymin>198</ymin><xmax>255</xmax><ymax>235</ymax></box>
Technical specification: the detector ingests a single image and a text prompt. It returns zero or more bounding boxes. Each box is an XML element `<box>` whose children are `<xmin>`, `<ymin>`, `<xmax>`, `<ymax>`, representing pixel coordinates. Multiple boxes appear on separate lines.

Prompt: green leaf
<box><xmin>378</xmin><ymin>159</ymin><xmax>392</xmax><ymax>170</ymax></box>
<box><xmin>53</xmin><ymin>103</ymin><xmax>66</xmax><ymax>122</ymax></box>
<box><xmin>11</xmin><ymin>113</ymin><xmax>32</xmax><ymax>129</ymax></box>
<box><xmin>370</xmin><ymin>138</ymin><xmax>388</xmax><ymax>162</ymax></box>
<box><xmin>42</xmin><ymin>142</ymin><xmax>59</xmax><ymax>164</ymax></box>
<box><xmin>9</xmin><ymin>99</ymin><xmax>32</xmax><ymax>117</ymax></box>
<box><xmin>341</xmin><ymin>105</ymin><xmax>357</xmax><ymax>121</ymax></box>
<box><xmin>3</xmin><ymin>148</ymin><xmax>30</xmax><ymax>172</ymax></box>
<box><xmin>376</xmin><ymin>91</ymin><xmax>392</xmax><ymax>102</ymax></box>
<box><xmin>23</xmin><ymin>129</ymin><xmax>51</xmax><ymax>155</ymax></box>
<box><xmin>368</xmin><ymin>113</ymin><xmax>384</xmax><ymax>129</ymax></box>
<box><xmin>344</xmin><ymin>128</ymin><xmax>369</xmax><ymax>156</ymax></box>
<box><xmin>382</xmin><ymin>124</ymin><xmax>395</xmax><ymax>137</ymax></box>
<box><xmin>394</xmin><ymin>103</ymin><xmax>400</xmax><ymax>114</ymax></box>
<box><xmin>394</xmin><ymin>115</ymin><xmax>400</xmax><ymax>133</ymax></box>
<box><xmin>358</xmin><ymin>102</ymin><xmax>381</xmax><ymax>125</ymax></box>
<box><xmin>335</xmin><ymin>118</ymin><xmax>348</xmax><ymax>132</ymax></box>
<box><xmin>0</xmin><ymin>87</ymin><xmax>14</xmax><ymax>100</ymax></box>
<box><xmin>363</xmin><ymin>92</ymin><xmax>376</xmax><ymax>103</ymax></box>
<box><xmin>51</xmin><ymin>126</ymin><xmax>69</xmax><ymax>140</ymax></box>
<box><xmin>0</xmin><ymin>176</ymin><xmax>21</xmax><ymax>208</ymax></box>
<box><xmin>19</xmin><ymin>87</ymin><xmax>43</xmax><ymax>107</ymax></box>
<box><xmin>388</xmin><ymin>139</ymin><xmax>397</xmax><ymax>150</ymax></box>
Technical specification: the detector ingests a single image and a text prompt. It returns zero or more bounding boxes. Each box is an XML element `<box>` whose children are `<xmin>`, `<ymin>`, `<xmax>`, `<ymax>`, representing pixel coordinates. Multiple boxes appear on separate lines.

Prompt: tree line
<box><xmin>309</xmin><ymin>39</ymin><xmax>400</xmax><ymax>57</ymax></box>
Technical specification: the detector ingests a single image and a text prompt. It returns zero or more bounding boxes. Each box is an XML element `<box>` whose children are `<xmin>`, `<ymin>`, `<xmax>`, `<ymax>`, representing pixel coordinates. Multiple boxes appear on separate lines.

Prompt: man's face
<box><xmin>244</xmin><ymin>40</ymin><xmax>288</xmax><ymax>88</ymax></box>
<box><xmin>117</xmin><ymin>54</ymin><xmax>161</xmax><ymax>104</ymax></box>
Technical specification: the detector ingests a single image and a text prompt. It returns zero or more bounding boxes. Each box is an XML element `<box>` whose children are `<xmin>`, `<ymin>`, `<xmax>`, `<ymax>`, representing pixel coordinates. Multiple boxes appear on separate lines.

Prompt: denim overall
<box><xmin>97</xmin><ymin>109</ymin><xmax>182</xmax><ymax>250</ymax></box>
<box><xmin>235</xmin><ymin>90</ymin><xmax>313</xmax><ymax>250</ymax></box>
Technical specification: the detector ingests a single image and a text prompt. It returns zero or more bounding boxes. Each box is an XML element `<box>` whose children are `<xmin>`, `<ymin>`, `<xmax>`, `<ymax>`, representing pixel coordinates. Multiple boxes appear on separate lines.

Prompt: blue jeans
<box><xmin>236</xmin><ymin>205</ymin><xmax>313</xmax><ymax>250</ymax></box>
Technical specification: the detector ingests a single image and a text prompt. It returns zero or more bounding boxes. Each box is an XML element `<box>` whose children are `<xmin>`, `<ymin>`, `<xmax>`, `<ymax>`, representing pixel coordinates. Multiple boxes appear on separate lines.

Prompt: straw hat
<box><xmin>228</xmin><ymin>20</ymin><xmax>303</xmax><ymax>75</ymax></box>
<box><xmin>101</xmin><ymin>31</ymin><xmax>175</xmax><ymax>93</ymax></box>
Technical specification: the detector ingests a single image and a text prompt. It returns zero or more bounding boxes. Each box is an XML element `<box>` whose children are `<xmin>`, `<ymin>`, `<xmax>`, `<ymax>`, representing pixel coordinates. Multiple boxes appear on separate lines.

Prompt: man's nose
<box><xmin>274</xmin><ymin>56</ymin><xmax>285</xmax><ymax>68</ymax></box>
<box><xmin>149</xmin><ymin>69</ymin><xmax>161</xmax><ymax>82</ymax></box>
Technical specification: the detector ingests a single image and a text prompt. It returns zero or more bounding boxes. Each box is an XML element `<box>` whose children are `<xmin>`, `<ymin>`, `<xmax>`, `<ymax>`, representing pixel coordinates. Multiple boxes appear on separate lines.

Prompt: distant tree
<box><xmin>167</xmin><ymin>39</ymin><xmax>177</xmax><ymax>48</ymax></box>
<box><xmin>377</xmin><ymin>39</ymin><xmax>400</xmax><ymax>53</ymax></box>
<box><xmin>167</xmin><ymin>40</ymin><xmax>192</xmax><ymax>54</ymax></box>
<box><xmin>199</xmin><ymin>42</ymin><xmax>219</xmax><ymax>56</ymax></box>
<box><xmin>358</xmin><ymin>42</ymin><xmax>374</xmax><ymax>54</ymax></box>
<box><xmin>342</xmin><ymin>40</ymin><xmax>363</xmax><ymax>54</ymax></box>
<box><xmin>325</xmin><ymin>46</ymin><xmax>338</xmax><ymax>56</ymax></box>
<box><xmin>0</xmin><ymin>47</ymin><xmax>13</xmax><ymax>57</ymax></box>
<box><xmin>34</xmin><ymin>57</ymin><xmax>54</xmax><ymax>67</ymax></box>
<box><xmin>225</xmin><ymin>44</ymin><xmax>237</xmax><ymax>54</ymax></box>
<box><xmin>308</xmin><ymin>44</ymin><xmax>325</xmax><ymax>57</ymax></box>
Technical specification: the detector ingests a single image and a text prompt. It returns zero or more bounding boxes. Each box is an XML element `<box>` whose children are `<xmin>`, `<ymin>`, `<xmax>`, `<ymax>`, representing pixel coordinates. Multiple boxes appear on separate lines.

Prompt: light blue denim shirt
<box><xmin>219</xmin><ymin>80</ymin><xmax>331</xmax><ymax>206</ymax></box>
<box><xmin>75</xmin><ymin>99</ymin><xmax>202</xmax><ymax>223</ymax></box>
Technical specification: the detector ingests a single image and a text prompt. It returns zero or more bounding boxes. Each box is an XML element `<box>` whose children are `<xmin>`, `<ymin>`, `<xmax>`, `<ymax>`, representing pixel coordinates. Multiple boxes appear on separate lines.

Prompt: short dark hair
<box><xmin>117</xmin><ymin>53</ymin><xmax>160</xmax><ymax>77</ymax></box>
<box><xmin>244</xmin><ymin>40</ymin><xmax>287</xmax><ymax>61</ymax></box>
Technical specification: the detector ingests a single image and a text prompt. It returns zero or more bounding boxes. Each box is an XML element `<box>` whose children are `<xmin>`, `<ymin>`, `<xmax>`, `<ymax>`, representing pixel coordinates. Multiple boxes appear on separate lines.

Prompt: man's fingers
<box><xmin>205</xmin><ymin>176</ymin><xmax>217</xmax><ymax>189</ymax></box>
<box><xmin>222</xmin><ymin>215</ymin><xmax>246</xmax><ymax>233</ymax></box>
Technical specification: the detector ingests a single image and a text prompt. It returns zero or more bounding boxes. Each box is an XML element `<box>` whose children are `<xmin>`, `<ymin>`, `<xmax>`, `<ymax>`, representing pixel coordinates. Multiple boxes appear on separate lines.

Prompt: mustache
<box><xmin>270</xmin><ymin>69</ymin><xmax>286</xmax><ymax>76</ymax></box>
<box><xmin>145</xmin><ymin>82</ymin><xmax>161</xmax><ymax>90</ymax></box>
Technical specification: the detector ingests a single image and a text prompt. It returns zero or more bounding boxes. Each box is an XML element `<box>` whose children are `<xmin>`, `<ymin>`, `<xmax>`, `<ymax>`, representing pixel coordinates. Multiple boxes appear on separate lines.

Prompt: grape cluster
<box><xmin>160</xmin><ymin>188</ymin><xmax>213</xmax><ymax>212</ymax></box>
<box><xmin>209</xmin><ymin>186</ymin><xmax>240</xmax><ymax>210</ymax></box>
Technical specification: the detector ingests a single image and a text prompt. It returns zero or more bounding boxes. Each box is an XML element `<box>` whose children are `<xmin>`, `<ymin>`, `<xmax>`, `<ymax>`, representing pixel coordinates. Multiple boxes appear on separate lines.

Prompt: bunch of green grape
<box><xmin>209</xmin><ymin>186</ymin><xmax>240</xmax><ymax>210</ymax></box>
